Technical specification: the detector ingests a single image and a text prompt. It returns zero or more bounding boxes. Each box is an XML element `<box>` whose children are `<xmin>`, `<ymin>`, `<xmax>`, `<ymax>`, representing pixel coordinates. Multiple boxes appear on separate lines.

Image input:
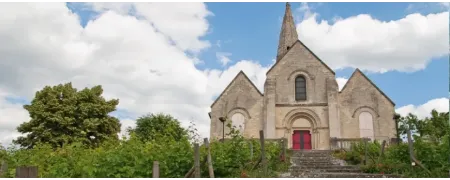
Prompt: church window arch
<box><xmin>359</xmin><ymin>111</ymin><xmax>374</xmax><ymax>141</ymax></box>
<box><xmin>231</xmin><ymin>113</ymin><xmax>245</xmax><ymax>135</ymax></box>
<box><xmin>295</xmin><ymin>76</ymin><xmax>307</xmax><ymax>101</ymax></box>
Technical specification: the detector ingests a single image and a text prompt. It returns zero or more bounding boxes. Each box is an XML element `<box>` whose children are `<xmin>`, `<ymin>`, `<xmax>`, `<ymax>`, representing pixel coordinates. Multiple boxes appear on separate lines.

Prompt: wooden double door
<box><xmin>292</xmin><ymin>130</ymin><xmax>312</xmax><ymax>150</ymax></box>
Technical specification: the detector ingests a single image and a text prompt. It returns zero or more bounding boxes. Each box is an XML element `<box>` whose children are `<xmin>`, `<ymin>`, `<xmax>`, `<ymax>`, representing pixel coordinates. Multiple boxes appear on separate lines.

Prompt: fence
<box><xmin>330</xmin><ymin>136</ymin><xmax>399</xmax><ymax>151</ymax></box>
<box><xmin>0</xmin><ymin>130</ymin><xmax>288</xmax><ymax>178</ymax></box>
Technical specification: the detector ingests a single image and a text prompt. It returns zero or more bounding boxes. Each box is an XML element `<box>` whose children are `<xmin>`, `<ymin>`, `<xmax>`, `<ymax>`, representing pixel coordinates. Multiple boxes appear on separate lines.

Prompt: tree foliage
<box><xmin>127</xmin><ymin>113</ymin><xmax>188</xmax><ymax>143</ymax></box>
<box><xmin>14</xmin><ymin>83</ymin><xmax>121</xmax><ymax>149</ymax></box>
<box><xmin>398</xmin><ymin>110</ymin><xmax>449</xmax><ymax>144</ymax></box>
<box><xmin>335</xmin><ymin>109</ymin><xmax>450</xmax><ymax>178</ymax></box>
<box><xmin>1</xmin><ymin>119</ymin><xmax>288</xmax><ymax>178</ymax></box>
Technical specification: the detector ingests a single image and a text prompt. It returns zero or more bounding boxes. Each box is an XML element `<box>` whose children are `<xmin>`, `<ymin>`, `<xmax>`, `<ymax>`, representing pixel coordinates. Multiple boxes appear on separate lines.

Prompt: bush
<box><xmin>0</xmin><ymin>123</ymin><xmax>289</xmax><ymax>178</ymax></box>
<box><xmin>335</xmin><ymin>138</ymin><xmax>450</xmax><ymax>178</ymax></box>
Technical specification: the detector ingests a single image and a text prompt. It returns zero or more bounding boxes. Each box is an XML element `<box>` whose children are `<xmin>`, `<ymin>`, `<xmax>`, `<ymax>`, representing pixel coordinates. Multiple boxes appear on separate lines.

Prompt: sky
<box><xmin>0</xmin><ymin>2</ymin><xmax>449</xmax><ymax>146</ymax></box>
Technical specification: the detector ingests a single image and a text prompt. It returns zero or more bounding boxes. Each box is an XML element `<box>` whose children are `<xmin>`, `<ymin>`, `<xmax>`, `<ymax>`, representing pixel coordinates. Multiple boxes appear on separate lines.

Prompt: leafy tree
<box><xmin>422</xmin><ymin>110</ymin><xmax>449</xmax><ymax>143</ymax></box>
<box><xmin>397</xmin><ymin>110</ymin><xmax>449</xmax><ymax>143</ymax></box>
<box><xmin>14</xmin><ymin>83</ymin><xmax>121</xmax><ymax>149</ymax></box>
<box><xmin>128</xmin><ymin>113</ymin><xmax>188</xmax><ymax>143</ymax></box>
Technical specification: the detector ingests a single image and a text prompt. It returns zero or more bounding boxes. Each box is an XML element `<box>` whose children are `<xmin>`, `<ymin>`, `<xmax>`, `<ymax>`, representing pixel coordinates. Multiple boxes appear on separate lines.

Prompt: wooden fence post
<box><xmin>406</xmin><ymin>129</ymin><xmax>432</xmax><ymax>175</ymax></box>
<box><xmin>15</xmin><ymin>166</ymin><xmax>38</xmax><ymax>178</ymax></box>
<box><xmin>0</xmin><ymin>161</ymin><xmax>7</xmax><ymax>177</ymax></box>
<box><xmin>152</xmin><ymin>161</ymin><xmax>159</xmax><ymax>178</ymax></box>
<box><xmin>194</xmin><ymin>143</ymin><xmax>201</xmax><ymax>178</ymax></box>
<box><xmin>380</xmin><ymin>140</ymin><xmax>386</xmax><ymax>156</ymax></box>
<box><xmin>204</xmin><ymin>138</ymin><xmax>215</xmax><ymax>178</ymax></box>
<box><xmin>364</xmin><ymin>138</ymin><xmax>368</xmax><ymax>165</ymax></box>
<box><xmin>259</xmin><ymin>130</ymin><xmax>267</xmax><ymax>176</ymax></box>
<box><xmin>249</xmin><ymin>142</ymin><xmax>253</xmax><ymax>160</ymax></box>
<box><xmin>377</xmin><ymin>140</ymin><xmax>386</xmax><ymax>163</ymax></box>
<box><xmin>283</xmin><ymin>138</ymin><xmax>287</xmax><ymax>157</ymax></box>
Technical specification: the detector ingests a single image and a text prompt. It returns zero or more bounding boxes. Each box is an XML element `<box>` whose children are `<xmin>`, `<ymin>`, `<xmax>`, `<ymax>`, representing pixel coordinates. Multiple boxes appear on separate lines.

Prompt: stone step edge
<box><xmin>301</xmin><ymin>172</ymin><xmax>398</xmax><ymax>176</ymax></box>
<box><xmin>290</xmin><ymin>169</ymin><xmax>362</xmax><ymax>172</ymax></box>
<box><xmin>290</xmin><ymin>166</ymin><xmax>360</xmax><ymax>169</ymax></box>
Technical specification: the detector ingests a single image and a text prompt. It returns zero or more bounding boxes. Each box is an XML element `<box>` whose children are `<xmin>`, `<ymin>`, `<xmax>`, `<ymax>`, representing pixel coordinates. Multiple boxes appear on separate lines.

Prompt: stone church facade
<box><xmin>209</xmin><ymin>3</ymin><xmax>397</xmax><ymax>150</ymax></box>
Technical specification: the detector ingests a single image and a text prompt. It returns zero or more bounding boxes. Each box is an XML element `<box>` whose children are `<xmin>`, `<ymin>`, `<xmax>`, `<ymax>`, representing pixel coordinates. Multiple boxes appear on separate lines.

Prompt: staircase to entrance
<box><xmin>280</xmin><ymin>150</ymin><xmax>399</xmax><ymax>178</ymax></box>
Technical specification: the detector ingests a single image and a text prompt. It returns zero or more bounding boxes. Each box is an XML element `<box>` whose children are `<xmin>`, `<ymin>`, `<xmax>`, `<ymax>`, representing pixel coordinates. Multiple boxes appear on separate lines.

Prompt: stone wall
<box><xmin>338</xmin><ymin>69</ymin><xmax>396</xmax><ymax>140</ymax></box>
<box><xmin>209</xmin><ymin>72</ymin><xmax>264</xmax><ymax>140</ymax></box>
<box><xmin>266</xmin><ymin>40</ymin><xmax>335</xmax><ymax>105</ymax></box>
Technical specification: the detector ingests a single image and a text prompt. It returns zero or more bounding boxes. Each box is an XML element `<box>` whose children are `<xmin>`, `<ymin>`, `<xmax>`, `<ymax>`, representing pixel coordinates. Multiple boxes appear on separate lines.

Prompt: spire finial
<box><xmin>276</xmin><ymin>2</ymin><xmax>299</xmax><ymax>62</ymax></box>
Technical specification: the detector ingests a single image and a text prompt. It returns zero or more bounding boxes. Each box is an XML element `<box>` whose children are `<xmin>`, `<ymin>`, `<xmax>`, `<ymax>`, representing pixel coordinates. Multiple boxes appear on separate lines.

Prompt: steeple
<box><xmin>276</xmin><ymin>2</ymin><xmax>299</xmax><ymax>62</ymax></box>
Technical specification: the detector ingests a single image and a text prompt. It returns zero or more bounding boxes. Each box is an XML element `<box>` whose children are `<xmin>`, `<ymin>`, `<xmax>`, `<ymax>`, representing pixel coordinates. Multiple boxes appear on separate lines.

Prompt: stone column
<box><xmin>327</xmin><ymin>78</ymin><xmax>341</xmax><ymax>138</ymax></box>
<box><xmin>313</xmin><ymin>129</ymin><xmax>319</xmax><ymax>149</ymax></box>
<box><xmin>264</xmin><ymin>78</ymin><xmax>276</xmax><ymax>138</ymax></box>
<box><xmin>286</xmin><ymin>128</ymin><xmax>291</xmax><ymax>149</ymax></box>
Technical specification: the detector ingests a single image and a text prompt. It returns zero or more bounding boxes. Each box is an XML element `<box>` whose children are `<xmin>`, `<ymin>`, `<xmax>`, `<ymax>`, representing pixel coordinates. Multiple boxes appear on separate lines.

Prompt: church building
<box><xmin>208</xmin><ymin>3</ymin><xmax>397</xmax><ymax>150</ymax></box>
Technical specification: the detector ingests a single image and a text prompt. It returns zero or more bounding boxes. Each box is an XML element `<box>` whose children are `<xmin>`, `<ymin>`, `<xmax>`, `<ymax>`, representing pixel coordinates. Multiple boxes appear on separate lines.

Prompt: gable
<box><xmin>266</xmin><ymin>40</ymin><xmax>335</xmax><ymax>76</ymax></box>
<box><xmin>210</xmin><ymin>71</ymin><xmax>263</xmax><ymax>108</ymax></box>
<box><xmin>340</xmin><ymin>69</ymin><xmax>395</xmax><ymax>106</ymax></box>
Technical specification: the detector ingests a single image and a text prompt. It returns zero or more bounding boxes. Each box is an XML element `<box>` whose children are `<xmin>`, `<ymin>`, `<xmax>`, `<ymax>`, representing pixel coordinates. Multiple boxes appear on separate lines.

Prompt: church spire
<box><xmin>276</xmin><ymin>2</ymin><xmax>299</xmax><ymax>62</ymax></box>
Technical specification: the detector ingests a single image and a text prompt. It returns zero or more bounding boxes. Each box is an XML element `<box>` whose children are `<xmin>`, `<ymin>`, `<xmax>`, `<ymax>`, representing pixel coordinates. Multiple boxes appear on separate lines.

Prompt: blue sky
<box><xmin>196</xmin><ymin>2</ymin><xmax>448</xmax><ymax>107</ymax></box>
<box><xmin>61</xmin><ymin>2</ymin><xmax>448</xmax><ymax>108</ymax></box>
<box><xmin>0</xmin><ymin>2</ymin><xmax>448</xmax><ymax>145</ymax></box>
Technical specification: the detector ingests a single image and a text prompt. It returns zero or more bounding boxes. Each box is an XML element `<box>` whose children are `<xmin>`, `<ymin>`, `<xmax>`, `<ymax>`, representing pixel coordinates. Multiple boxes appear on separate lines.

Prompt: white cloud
<box><xmin>396</xmin><ymin>98</ymin><xmax>449</xmax><ymax>119</ymax></box>
<box><xmin>0</xmin><ymin>2</ymin><xmax>447</xmax><ymax>147</ymax></box>
<box><xmin>216</xmin><ymin>52</ymin><xmax>232</xmax><ymax>66</ymax></box>
<box><xmin>295</xmin><ymin>3</ymin><xmax>448</xmax><ymax>73</ymax></box>
<box><xmin>336</xmin><ymin>77</ymin><xmax>348</xmax><ymax>91</ymax></box>
<box><xmin>0</xmin><ymin>2</ymin><xmax>214</xmax><ymax>146</ymax></box>
<box><xmin>84</xmin><ymin>2</ymin><xmax>212</xmax><ymax>53</ymax></box>
<box><xmin>204</xmin><ymin>60</ymin><xmax>272</xmax><ymax>97</ymax></box>
<box><xmin>0</xmin><ymin>89</ymin><xmax>30</xmax><ymax>146</ymax></box>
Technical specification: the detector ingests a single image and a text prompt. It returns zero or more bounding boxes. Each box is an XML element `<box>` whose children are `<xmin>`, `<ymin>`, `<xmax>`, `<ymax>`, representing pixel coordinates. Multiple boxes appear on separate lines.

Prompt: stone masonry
<box><xmin>209</xmin><ymin>2</ymin><xmax>397</xmax><ymax>149</ymax></box>
<box><xmin>279</xmin><ymin>150</ymin><xmax>399</xmax><ymax>178</ymax></box>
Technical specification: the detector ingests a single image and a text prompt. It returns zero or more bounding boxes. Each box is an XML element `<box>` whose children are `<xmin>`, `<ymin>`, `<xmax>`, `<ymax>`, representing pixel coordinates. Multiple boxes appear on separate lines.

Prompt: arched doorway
<box><xmin>359</xmin><ymin>112</ymin><xmax>374</xmax><ymax>140</ymax></box>
<box><xmin>283</xmin><ymin>109</ymin><xmax>321</xmax><ymax>150</ymax></box>
<box><xmin>231</xmin><ymin>113</ymin><xmax>245</xmax><ymax>135</ymax></box>
<box><xmin>291</xmin><ymin>117</ymin><xmax>312</xmax><ymax>150</ymax></box>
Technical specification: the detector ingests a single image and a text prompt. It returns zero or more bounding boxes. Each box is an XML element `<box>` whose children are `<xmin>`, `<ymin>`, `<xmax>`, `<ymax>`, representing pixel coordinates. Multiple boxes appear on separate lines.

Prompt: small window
<box><xmin>295</xmin><ymin>76</ymin><xmax>306</xmax><ymax>101</ymax></box>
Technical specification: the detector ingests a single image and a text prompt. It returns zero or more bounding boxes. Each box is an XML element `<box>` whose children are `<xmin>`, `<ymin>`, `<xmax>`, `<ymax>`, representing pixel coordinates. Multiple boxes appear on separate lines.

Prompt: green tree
<box><xmin>422</xmin><ymin>110</ymin><xmax>449</xmax><ymax>143</ymax></box>
<box><xmin>397</xmin><ymin>110</ymin><xmax>449</xmax><ymax>143</ymax></box>
<box><xmin>14</xmin><ymin>83</ymin><xmax>121</xmax><ymax>149</ymax></box>
<box><xmin>128</xmin><ymin>113</ymin><xmax>188</xmax><ymax>143</ymax></box>
<box><xmin>398</xmin><ymin>113</ymin><xmax>427</xmax><ymax>137</ymax></box>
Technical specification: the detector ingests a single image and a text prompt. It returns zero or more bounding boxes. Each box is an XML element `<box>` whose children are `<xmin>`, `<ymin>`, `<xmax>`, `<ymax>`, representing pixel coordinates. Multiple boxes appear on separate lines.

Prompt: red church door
<box><xmin>303</xmin><ymin>132</ymin><xmax>312</xmax><ymax>150</ymax></box>
<box><xmin>292</xmin><ymin>131</ymin><xmax>301</xmax><ymax>149</ymax></box>
<box><xmin>292</xmin><ymin>130</ymin><xmax>312</xmax><ymax>150</ymax></box>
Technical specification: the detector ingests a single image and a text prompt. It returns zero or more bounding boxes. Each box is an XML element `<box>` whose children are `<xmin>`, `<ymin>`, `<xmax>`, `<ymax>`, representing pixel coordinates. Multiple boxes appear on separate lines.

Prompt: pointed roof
<box><xmin>267</xmin><ymin>40</ymin><xmax>335</xmax><ymax>75</ymax></box>
<box><xmin>210</xmin><ymin>71</ymin><xmax>263</xmax><ymax>108</ymax></box>
<box><xmin>276</xmin><ymin>2</ymin><xmax>299</xmax><ymax>62</ymax></box>
<box><xmin>340</xmin><ymin>68</ymin><xmax>395</xmax><ymax>106</ymax></box>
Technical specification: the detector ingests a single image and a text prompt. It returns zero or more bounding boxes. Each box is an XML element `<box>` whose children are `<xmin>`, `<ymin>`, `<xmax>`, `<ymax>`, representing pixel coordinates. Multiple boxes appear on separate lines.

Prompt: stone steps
<box><xmin>292</xmin><ymin>165</ymin><xmax>360</xmax><ymax>170</ymax></box>
<box><xmin>290</xmin><ymin>167</ymin><xmax>362</xmax><ymax>173</ymax></box>
<box><xmin>291</xmin><ymin>168</ymin><xmax>362</xmax><ymax>175</ymax></box>
<box><xmin>290</xmin><ymin>172</ymin><xmax>399</xmax><ymax>178</ymax></box>
<box><xmin>281</xmin><ymin>150</ymin><xmax>397</xmax><ymax>178</ymax></box>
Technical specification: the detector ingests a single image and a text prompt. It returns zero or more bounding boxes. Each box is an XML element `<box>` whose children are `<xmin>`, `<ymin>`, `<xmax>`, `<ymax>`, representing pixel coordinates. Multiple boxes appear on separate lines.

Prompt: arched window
<box><xmin>231</xmin><ymin>113</ymin><xmax>245</xmax><ymax>135</ymax></box>
<box><xmin>359</xmin><ymin>112</ymin><xmax>374</xmax><ymax>141</ymax></box>
<box><xmin>295</xmin><ymin>76</ymin><xmax>306</xmax><ymax>101</ymax></box>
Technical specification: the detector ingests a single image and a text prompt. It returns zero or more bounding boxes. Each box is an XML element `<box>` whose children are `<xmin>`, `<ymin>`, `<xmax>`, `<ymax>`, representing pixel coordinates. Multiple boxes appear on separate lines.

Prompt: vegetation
<box><xmin>14</xmin><ymin>83</ymin><xmax>121</xmax><ymax>149</ymax></box>
<box><xmin>0</xmin><ymin>122</ymin><xmax>288</xmax><ymax>178</ymax></box>
<box><xmin>0</xmin><ymin>83</ymin><xmax>289</xmax><ymax>178</ymax></box>
<box><xmin>2</xmin><ymin>82</ymin><xmax>448</xmax><ymax>178</ymax></box>
<box><xmin>128</xmin><ymin>113</ymin><xmax>189</xmax><ymax>143</ymax></box>
<box><xmin>333</xmin><ymin>110</ymin><xmax>450</xmax><ymax>178</ymax></box>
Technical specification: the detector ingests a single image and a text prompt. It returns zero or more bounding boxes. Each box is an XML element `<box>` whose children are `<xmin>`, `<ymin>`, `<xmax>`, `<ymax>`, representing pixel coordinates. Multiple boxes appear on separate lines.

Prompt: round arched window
<box><xmin>231</xmin><ymin>113</ymin><xmax>245</xmax><ymax>135</ymax></box>
<box><xmin>359</xmin><ymin>112</ymin><xmax>374</xmax><ymax>141</ymax></box>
